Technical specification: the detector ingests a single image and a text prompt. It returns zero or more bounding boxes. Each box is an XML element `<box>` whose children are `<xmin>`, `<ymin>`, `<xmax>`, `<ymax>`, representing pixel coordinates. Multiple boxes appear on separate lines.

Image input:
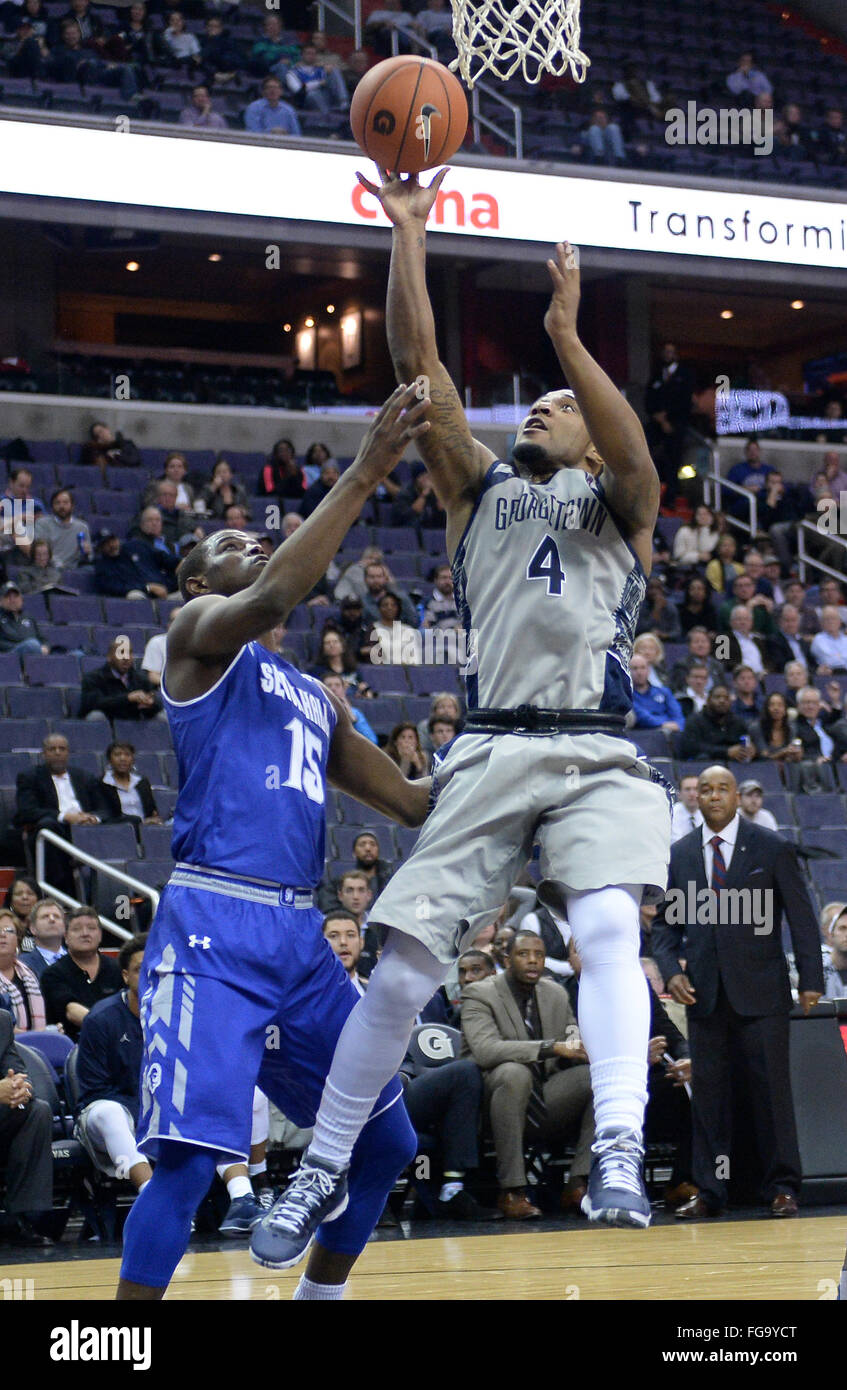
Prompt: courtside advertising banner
<box><xmin>1</xmin><ymin>118</ymin><xmax>846</xmax><ymax>269</ymax></box>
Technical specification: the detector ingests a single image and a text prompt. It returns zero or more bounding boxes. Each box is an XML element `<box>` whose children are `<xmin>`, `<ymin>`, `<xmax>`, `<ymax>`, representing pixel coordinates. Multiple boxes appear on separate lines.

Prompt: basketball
<box><xmin>350</xmin><ymin>56</ymin><xmax>469</xmax><ymax>174</ymax></box>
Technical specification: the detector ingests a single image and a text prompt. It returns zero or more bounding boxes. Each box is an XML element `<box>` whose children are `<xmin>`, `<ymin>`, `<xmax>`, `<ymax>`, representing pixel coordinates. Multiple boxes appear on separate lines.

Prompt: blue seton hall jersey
<box><xmin>162</xmin><ymin>642</ymin><xmax>337</xmax><ymax>886</ymax></box>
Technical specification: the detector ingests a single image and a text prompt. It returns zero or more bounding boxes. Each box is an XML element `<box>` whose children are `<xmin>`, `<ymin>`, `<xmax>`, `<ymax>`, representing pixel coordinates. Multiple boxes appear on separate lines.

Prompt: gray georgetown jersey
<box><xmin>452</xmin><ymin>460</ymin><xmax>646</xmax><ymax>712</ymax></box>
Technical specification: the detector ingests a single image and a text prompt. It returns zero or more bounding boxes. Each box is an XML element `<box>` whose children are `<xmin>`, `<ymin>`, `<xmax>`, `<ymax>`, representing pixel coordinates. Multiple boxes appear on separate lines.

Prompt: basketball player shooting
<box><xmin>115</xmin><ymin>384</ymin><xmax>433</xmax><ymax>1301</ymax></box>
<box><xmin>259</xmin><ymin>167</ymin><xmax>673</xmax><ymax>1265</ymax></box>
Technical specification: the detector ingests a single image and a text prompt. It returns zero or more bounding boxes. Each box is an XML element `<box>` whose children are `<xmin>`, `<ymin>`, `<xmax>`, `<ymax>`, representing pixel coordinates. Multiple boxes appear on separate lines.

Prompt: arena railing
<box><xmin>35</xmin><ymin>826</ymin><xmax>159</xmax><ymax>945</ymax></box>
<box><xmin>315</xmin><ymin>0</ymin><xmax>363</xmax><ymax>51</ymax></box>
<box><xmin>703</xmin><ymin>451</ymin><xmax>759</xmax><ymax>539</ymax></box>
<box><xmin>796</xmin><ymin>519</ymin><xmax>847</xmax><ymax>585</ymax></box>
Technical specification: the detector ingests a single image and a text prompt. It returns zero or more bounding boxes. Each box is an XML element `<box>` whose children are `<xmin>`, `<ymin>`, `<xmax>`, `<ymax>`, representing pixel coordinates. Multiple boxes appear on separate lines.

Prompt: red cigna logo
<box><xmin>352</xmin><ymin>181</ymin><xmax>500</xmax><ymax>230</ymax></box>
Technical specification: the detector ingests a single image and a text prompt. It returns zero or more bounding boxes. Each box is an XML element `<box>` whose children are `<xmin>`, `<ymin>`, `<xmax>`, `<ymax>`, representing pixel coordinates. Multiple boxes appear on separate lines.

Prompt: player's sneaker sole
<box><xmin>249</xmin><ymin>1192</ymin><xmax>349</xmax><ymax>1270</ymax></box>
<box><xmin>581</xmin><ymin>1192</ymin><xmax>651</xmax><ymax>1229</ymax></box>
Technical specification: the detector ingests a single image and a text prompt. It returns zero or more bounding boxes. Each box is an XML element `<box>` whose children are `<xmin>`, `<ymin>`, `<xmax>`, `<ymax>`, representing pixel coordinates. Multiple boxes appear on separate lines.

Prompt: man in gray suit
<box><xmin>461</xmin><ymin>930</ymin><xmax>594</xmax><ymax>1220</ymax></box>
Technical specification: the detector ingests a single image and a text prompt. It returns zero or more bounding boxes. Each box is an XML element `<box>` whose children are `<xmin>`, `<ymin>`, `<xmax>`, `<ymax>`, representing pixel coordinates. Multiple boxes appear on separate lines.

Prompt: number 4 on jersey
<box><xmin>527</xmin><ymin>536</ymin><xmax>566</xmax><ymax>596</ymax></box>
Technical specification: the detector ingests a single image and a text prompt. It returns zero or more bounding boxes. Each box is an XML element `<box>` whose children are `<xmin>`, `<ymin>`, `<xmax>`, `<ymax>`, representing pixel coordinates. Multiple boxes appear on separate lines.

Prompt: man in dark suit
<box><xmin>0</xmin><ymin>1010</ymin><xmax>55</xmax><ymax>1247</ymax></box>
<box><xmin>15</xmin><ymin>733</ymin><xmax>101</xmax><ymax>896</ymax></box>
<box><xmin>78</xmin><ymin>637</ymin><xmax>163</xmax><ymax>722</ymax></box>
<box><xmin>765</xmin><ymin>604</ymin><xmax>814</xmax><ymax>675</ymax></box>
<box><xmin>461</xmin><ymin>930</ymin><xmax>594</xmax><ymax>1220</ymax></box>
<box><xmin>652</xmin><ymin>765</ymin><xmax>823</xmax><ymax>1219</ymax></box>
<box><xmin>644</xmin><ymin>342</ymin><xmax>693</xmax><ymax>502</ymax></box>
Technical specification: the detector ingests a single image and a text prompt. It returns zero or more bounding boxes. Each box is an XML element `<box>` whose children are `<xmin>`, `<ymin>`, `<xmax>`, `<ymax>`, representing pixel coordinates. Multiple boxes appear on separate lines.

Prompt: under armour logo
<box><xmin>119</xmin><ymin>1033</ymin><xmax>130</xmax><ymax>1043</ymax></box>
<box><xmin>415</xmin><ymin>103</ymin><xmax>441</xmax><ymax>160</ymax></box>
<box><xmin>188</xmin><ymin>935</ymin><xmax>211</xmax><ymax>949</ymax></box>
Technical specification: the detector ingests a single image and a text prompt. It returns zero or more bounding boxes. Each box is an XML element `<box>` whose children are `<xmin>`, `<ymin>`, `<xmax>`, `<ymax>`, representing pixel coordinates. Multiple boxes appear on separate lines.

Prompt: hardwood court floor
<box><xmin>7</xmin><ymin>1214</ymin><xmax>846</xmax><ymax>1300</ymax></box>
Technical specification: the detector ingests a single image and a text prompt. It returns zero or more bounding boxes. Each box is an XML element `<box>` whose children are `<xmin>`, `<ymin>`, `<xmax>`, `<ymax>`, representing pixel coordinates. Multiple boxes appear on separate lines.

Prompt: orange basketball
<box><xmin>350</xmin><ymin>56</ymin><xmax>468</xmax><ymax>174</ymax></box>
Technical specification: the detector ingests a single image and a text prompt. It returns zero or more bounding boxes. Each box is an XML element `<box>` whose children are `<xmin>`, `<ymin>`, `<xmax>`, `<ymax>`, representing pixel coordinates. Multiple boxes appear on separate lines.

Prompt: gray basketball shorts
<box><xmin>370</xmin><ymin>730</ymin><xmax>673</xmax><ymax>965</ymax></box>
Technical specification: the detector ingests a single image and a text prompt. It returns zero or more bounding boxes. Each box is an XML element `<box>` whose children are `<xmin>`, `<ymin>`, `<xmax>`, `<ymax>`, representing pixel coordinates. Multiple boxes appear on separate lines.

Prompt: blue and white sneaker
<box><xmin>581</xmin><ymin>1128</ymin><xmax>652</xmax><ymax>1229</ymax></box>
<box><xmin>219</xmin><ymin>1191</ymin><xmax>268</xmax><ymax>1238</ymax></box>
<box><xmin>249</xmin><ymin>1155</ymin><xmax>349</xmax><ymax>1270</ymax></box>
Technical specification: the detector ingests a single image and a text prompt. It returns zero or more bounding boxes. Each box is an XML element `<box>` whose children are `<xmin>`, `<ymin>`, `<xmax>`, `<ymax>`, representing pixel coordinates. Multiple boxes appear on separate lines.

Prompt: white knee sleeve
<box><xmin>567</xmin><ymin>885</ymin><xmax>650</xmax><ymax>1136</ymax></box>
<box><xmin>86</xmin><ymin>1099</ymin><xmax>145</xmax><ymax>1172</ymax></box>
<box><xmin>251</xmin><ymin>1088</ymin><xmax>269</xmax><ymax>1147</ymax></box>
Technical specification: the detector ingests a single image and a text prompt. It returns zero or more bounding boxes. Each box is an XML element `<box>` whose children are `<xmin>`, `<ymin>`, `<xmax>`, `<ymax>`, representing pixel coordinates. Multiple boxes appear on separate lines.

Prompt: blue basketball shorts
<box><xmin>136</xmin><ymin>876</ymin><xmax>407</xmax><ymax>1167</ymax></box>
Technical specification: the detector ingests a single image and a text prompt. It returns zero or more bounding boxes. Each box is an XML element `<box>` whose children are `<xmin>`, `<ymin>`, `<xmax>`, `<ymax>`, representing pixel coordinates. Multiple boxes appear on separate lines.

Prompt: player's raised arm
<box><xmin>544</xmin><ymin>241</ymin><xmax>660</xmax><ymax>571</ymax></box>
<box><xmin>171</xmin><ymin>384</ymin><xmax>429</xmax><ymax>662</ymax></box>
<box><xmin>325</xmin><ymin>690</ymin><xmax>431</xmax><ymax>827</ymax></box>
<box><xmin>357</xmin><ymin>169</ymin><xmax>495</xmax><ymax>538</ymax></box>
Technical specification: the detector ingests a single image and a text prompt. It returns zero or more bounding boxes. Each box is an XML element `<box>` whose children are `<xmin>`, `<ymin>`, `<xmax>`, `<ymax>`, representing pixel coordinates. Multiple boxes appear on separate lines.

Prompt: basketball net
<box><xmin>449</xmin><ymin>0</ymin><xmax>590</xmax><ymax>86</ymax></box>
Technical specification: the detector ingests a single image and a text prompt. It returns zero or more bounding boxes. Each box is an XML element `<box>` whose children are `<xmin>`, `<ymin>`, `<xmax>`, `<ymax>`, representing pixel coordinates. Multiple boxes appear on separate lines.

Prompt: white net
<box><xmin>449</xmin><ymin>0</ymin><xmax>590</xmax><ymax>87</ymax></box>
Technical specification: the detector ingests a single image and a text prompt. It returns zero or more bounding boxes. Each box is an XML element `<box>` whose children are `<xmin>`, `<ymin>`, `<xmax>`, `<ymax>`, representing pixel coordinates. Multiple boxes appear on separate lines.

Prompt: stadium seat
<box><xmin>407</xmin><ymin>666</ymin><xmax>453</xmax><ymax>696</ymax></box>
<box><xmin>4</xmin><ymin>718</ymin><xmax>50</xmax><ymax>749</ymax></box>
<box><xmin>7</xmin><ymin>687</ymin><xmax>65</xmax><ymax>719</ymax></box>
<box><xmin>784</xmin><ymin>763</ymin><xmax>838</xmax><ymax>795</ymax></box>
<box><xmin>22</xmin><ymin>653</ymin><xmax>82</xmax><ymax>686</ymax></box>
<box><xmin>50</xmin><ymin>594</ymin><xmax>102</xmax><ymax>625</ymax></box>
<box><xmin>364</xmin><ymin>665</ymin><xmax>409</xmax><ymax>694</ymax></box>
<box><xmin>0</xmin><ymin>751</ymin><xmax>35</xmax><ymax>786</ymax></box>
<box><xmin>634</xmin><ymin>728</ymin><xmax>674</xmax><ymax>758</ymax></box>
<box><xmin>130</xmin><ymin>751</ymin><xmax>163</xmax><ymax>784</ymax></box>
<box><xmin>103</xmin><ymin>597</ymin><xmax>156</xmax><ymax>628</ymax></box>
<box><xmin>794</xmin><ymin>794</ymin><xmax>846</xmax><ymax>828</ymax></box>
<box><xmin>802</xmin><ymin>829</ymin><xmax>847</xmax><ymax>857</ymax></box>
<box><xmin>140</xmin><ymin>823</ymin><xmax>174</xmax><ymax>860</ymax></box>
<box><xmin>70</xmin><ymin>821</ymin><xmax>139</xmax><ymax>862</ymax></box>
<box><xmin>113</xmin><ymin>720</ymin><xmax>172</xmax><ymax>751</ymax></box>
<box><xmin>395</xmin><ymin>827</ymin><xmax>422</xmax><ymax>860</ymax></box>
<box><xmin>334</xmin><ymin>793</ymin><xmax>394</xmax><ymax>827</ymax></box>
<box><xmin>16</xmin><ymin>1030</ymin><xmax>75</xmax><ymax>1087</ymax></box>
<box><xmin>132</xmin><ymin>860</ymin><xmax>175</xmax><ymax>892</ymax></box>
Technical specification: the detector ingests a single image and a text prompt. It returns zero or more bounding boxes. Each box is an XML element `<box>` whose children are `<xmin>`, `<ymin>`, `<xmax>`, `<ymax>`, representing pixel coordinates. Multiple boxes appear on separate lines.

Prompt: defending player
<box><xmin>116</xmin><ymin>384</ymin><xmax>431</xmax><ymax>1301</ymax></box>
<box><xmin>259</xmin><ymin>170</ymin><xmax>672</xmax><ymax>1264</ymax></box>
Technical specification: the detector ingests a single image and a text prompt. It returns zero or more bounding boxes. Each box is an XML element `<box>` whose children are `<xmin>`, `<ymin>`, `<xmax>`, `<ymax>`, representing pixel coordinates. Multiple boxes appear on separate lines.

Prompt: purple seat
<box><xmin>388</xmin><ymin>554</ymin><xmax>420</xmax><ymax>580</ymax></box>
<box><xmin>633</xmin><ymin>728</ymin><xmax>674</xmax><ymax>758</ymax></box>
<box><xmin>62</xmin><ymin>568</ymin><xmax>99</xmax><ymax>595</ymax></box>
<box><xmin>7</xmin><ymin>687</ymin><xmax>65</xmax><ymax>719</ymax></box>
<box><xmin>809</xmin><ymin>863</ymin><xmax>847</xmax><ymax>900</ymax></box>
<box><xmin>763</xmin><ymin>674</ymin><xmax>788</xmax><ymax>696</ymax></box>
<box><xmin>0</xmin><ymin>652</ymin><xmax>21</xmax><ymax>683</ymax></box>
<box><xmin>362</xmin><ymin>664</ymin><xmax>409</xmax><ymax>694</ymax></box>
<box><xmin>49</xmin><ymin>594</ymin><xmax>102</xmax><ymax>625</ymax></box>
<box><xmin>794</xmin><ymin>794</ymin><xmax>845</xmax><ymax>828</ymax></box>
<box><xmin>49</xmin><ymin>719</ymin><xmax>108</xmax><ymax>751</ymax></box>
<box><xmin>0</xmin><ymin>752</ymin><xmax>34</xmax><ymax>786</ymax></box>
<box><xmin>103</xmin><ymin>598</ymin><xmax>156</xmax><ymax>628</ymax></box>
<box><xmin>59</xmin><ymin>464</ymin><xmax>99</xmax><ymax>490</ymax></box>
<box><xmin>395</xmin><ymin>826</ymin><xmax>421</xmax><ymax>860</ymax></box>
<box><xmin>22</xmin><ymin>653</ymin><xmax>81</xmax><ymax>686</ymax></box>
<box><xmin>154</xmin><ymin>787</ymin><xmax>177</xmax><ymax>819</ymax></box>
<box><xmin>374</xmin><ymin>527</ymin><xmax>419</xmax><ymax>553</ymax></box>
<box><xmin>91</xmin><ymin>626</ymin><xmax>148</xmax><ymax>656</ymax></box>
<box><xmin>366</xmin><ymin>695</ymin><xmax>406</xmax><ymax>735</ymax></box>
<box><xmin>44</xmin><ymin>624</ymin><xmax>92</xmax><ymax>653</ymax></box>
<box><xmin>406</xmin><ymin>666</ymin><xmax>454</xmax><ymax>696</ymax></box>
<box><xmin>285</xmin><ymin>606</ymin><xmax>312</xmax><ymax>631</ymax></box>
<box><xmin>27</xmin><ymin>441</ymin><xmax>66</xmax><ymax>466</ymax></box>
<box><xmin>15</xmin><ymin>1030</ymin><xmax>74</xmax><ymax>1083</ymax></box>
<box><xmin>421</xmin><ymin>529</ymin><xmax>447</xmax><ymax>555</ymax></box>
<box><xmin>68</xmin><ymin>751</ymin><xmax>102</xmax><ymax>778</ymax></box>
<box><xmin>334</xmin><ymin>793</ymin><xmax>395</xmax><ymax>827</ymax></box>
<box><xmin>140</xmin><ymin>823</ymin><xmax>174</xmax><ymax>860</ymax></box>
<box><xmin>22</xmin><ymin>592</ymin><xmax>49</xmax><ymax>623</ymax></box>
<box><xmin>402</xmin><ymin>696</ymin><xmax>435</xmax><ymax>724</ymax></box>
<box><xmin>130</xmin><ymin>751</ymin><xmax>162</xmax><ymax>783</ymax></box>
<box><xmin>113</xmin><ymin>720</ymin><xmax>172</xmax><ymax>751</ymax></box>
<box><xmin>4</xmin><ymin>719</ymin><xmax>48</xmax><ymax>750</ymax></box>
<box><xmin>132</xmin><ymin>860</ymin><xmax>174</xmax><ymax>891</ymax></box>
<box><xmin>803</xmin><ymin>829</ymin><xmax>847</xmax><ymax>857</ymax></box>
<box><xmin>161</xmin><ymin>753</ymin><xmax>178</xmax><ymax>787</ymax></box>
<box><xmin>70</xmin><ymin>821</ymin><xmax>139</xmax><ymax>862</ymax></box>
<box><xmin>107</xmin><ymin>466</ymin><xmax>147</xmax><ymax>491</ymax></box>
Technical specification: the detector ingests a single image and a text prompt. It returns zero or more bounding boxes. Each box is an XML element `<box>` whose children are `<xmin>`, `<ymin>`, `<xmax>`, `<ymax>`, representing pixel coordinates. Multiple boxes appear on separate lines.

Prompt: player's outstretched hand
<box><xmin>355</xmin><ymin>167</ymin><xmax>450</xmax><ymax>227</ymax></box>
<box><xmin>352</xmin><ymin>382</ymin><xmax>431</xmax><ymax>490</ymax></box>
<box><xmin>544</xmin><ymin>240</ymin><xmax>581</xmax><ymax>344</ymax></box>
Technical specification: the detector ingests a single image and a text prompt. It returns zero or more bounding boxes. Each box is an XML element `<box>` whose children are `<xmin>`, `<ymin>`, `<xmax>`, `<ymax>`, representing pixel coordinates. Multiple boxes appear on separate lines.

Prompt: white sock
<box><xmin>439</xmin><ymin>1180</ymin><xmax>464</xmax><ymax>1202</ymax></box>
<box><xmin>248</xmin><ymin>1162</ymin><xmax>268</xmax><ymax>1181</ymax></box>
<box><xmin>293</xmin><ymin>1275</ymin><xmax>346</xmax><ymax>1301</ymax></box>
<box><xmin>223</xmin><ymin>1174</ymin><xmax>253</xmax><ymax>1201</ymax></box>
<box><xmin>309</xmin><ymin>932</ymin><xmax>447</xmax><ymax>1169</ymax></box>
<box><xmin>568</xmin><ymin>885</ymin><xmax>651</xmax><ymax>1137</ymax></box>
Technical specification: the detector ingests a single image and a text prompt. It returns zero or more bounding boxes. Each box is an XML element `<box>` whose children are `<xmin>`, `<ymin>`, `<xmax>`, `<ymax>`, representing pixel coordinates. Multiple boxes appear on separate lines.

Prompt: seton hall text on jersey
<box><xmin>258</xmin><ymin>661</ymin><xmax>331</xmax><ymax>735</ymax></box>
<box><xmin>493</xmin><ymin>487</ymin><xmax>606</xmax><ymax>537</ymax></box>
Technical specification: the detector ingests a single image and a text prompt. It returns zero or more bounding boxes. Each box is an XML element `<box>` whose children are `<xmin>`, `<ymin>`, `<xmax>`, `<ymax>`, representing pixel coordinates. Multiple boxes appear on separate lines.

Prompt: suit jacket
<box><xmin>0</xmin><ymin>1009</ymin><xmax>26</xmax><ymax>1078</ymax></box>
<box><xmin>94</xmin><ymin>776</ymin><xmax>158</xmax><ymax>823</ymax></box>
<box><xmin>461</xmin><ymin>972</ymin><xmax>580</xmax><ymax>1078</ymax></box>
<box><xmin>652</xmin><ymin>818</ymin><xmax>824</xmax><ymax>1019</ymax></box>
<box><xmin>765</xmin><ymin>630</ymin><xmax>814</xmax><ymax>675</ymax></box>
<box><xmin>15</xmin><ymin>764</ymin><xmax>99</xmax><ymax>827</ymax></box>
<box><xmin>78</xmin><ymin>663</ymin><xmax>162</xmax><ymax>720</ymax></box>
<box><xmin>18</xmin><ymin>947</ymin><xmax>65</xmax><ymax>982</ymax></box>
